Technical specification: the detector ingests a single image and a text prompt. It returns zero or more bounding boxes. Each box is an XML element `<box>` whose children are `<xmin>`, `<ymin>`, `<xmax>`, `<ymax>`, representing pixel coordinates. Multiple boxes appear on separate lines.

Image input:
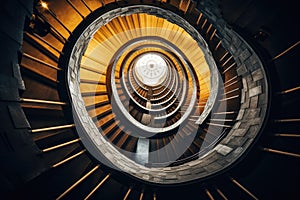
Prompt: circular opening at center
<box><xmin>134</xmin><ymin>53</ymin><xmax>168</xmax><ymax>87</ymax></box>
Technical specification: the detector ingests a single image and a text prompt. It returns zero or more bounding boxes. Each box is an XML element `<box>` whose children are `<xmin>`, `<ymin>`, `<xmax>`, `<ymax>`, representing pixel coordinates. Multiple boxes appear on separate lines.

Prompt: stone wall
<box><xmin>0</xmin><ymin>0</ymin><xmax>47</xmax><ymax>193</ymax></box>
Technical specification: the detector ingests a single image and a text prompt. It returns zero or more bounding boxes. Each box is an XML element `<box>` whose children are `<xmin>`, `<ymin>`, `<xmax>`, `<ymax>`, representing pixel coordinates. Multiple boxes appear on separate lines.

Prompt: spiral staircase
<box><xmin>1</xmin><ymin>0</ymin><xmax>299</xmax><ymax>199</ymax></box>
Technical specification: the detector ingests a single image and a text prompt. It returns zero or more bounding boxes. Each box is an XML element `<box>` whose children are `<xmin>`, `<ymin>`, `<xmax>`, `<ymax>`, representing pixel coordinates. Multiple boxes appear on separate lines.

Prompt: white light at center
<box><xmin>134</xmin><ymin>53</ymin><xmax>168</xmax><ymax>87</ymax></box>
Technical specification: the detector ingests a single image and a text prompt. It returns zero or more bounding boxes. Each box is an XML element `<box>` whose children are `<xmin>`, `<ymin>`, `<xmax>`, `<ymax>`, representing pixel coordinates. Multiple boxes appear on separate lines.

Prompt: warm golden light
<box><xmin>79</xmin><ymin>12</ymin><xmax>211</xmax><ymax>131</ymax></box>
<box><xmin>40</xmin><ymin>1</ymin><xmax>48</xmax><ymax>9</ymax></box>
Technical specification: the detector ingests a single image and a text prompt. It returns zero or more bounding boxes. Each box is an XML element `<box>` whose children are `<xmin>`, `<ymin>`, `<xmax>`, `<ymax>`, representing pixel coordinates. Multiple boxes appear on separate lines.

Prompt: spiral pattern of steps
<box><xmin>0</xmin><ymin>0</ymin><xmax>299</xmax><ymax>199</ymax></box>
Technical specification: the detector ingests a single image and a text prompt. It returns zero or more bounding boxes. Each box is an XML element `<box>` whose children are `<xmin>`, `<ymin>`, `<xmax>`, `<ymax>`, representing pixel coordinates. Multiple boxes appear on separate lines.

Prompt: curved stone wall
<box><xmin>63</xmin><ymin>2</ymin><xmax>268</xmax><ymax>184</ymax></box>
